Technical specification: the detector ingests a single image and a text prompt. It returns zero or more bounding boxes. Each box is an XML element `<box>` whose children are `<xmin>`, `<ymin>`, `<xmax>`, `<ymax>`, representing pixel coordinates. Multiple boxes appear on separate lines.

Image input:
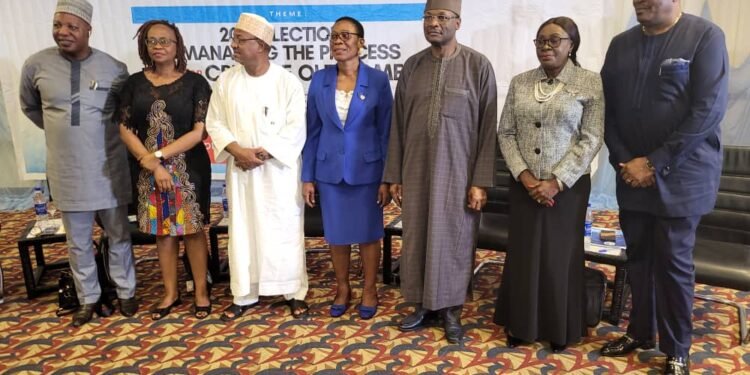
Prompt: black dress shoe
<box><xmin>600</xmin><ymin>334</ymin><xmax>656</xmax><ymax>357</ymax></box>
<box><xmin>664</xmin><ymin>356</ymin><xmax>690</xmax><ymax>375</ymax></box>
<box><xmin>550</xmin><ymin>342</ymin><xmax>567</xmax><ymax>353</ymax></box>
<box><xmin>71</xmin><ymin>297</ymin><xmax>115</xmax><ymax>328</ymax></box>
<box><xmin>97</xmin><ymin>297</ymin><xmax>115</xmax><ymax>318</ymax></box>
<box><xmin>71</xmin><ymin>303</ymin><xmax>97</xmax><ymax>327</ymax></box>
<box><xmin>442</xmin><ymin>305</ymin><xmax>463</xmax><ymax>344</ymax></box>
<box><xmin>506</xmin><ymin>334</ymin><xmax>524</xmax><ymax>348</ymax></box>
<box><xmin>399</xmin><ymin>306</ymin><xmax>439</xmax><ymax>332</ymax></box>
<box><xmin>120</xmin><ymin>297</ymin><xmax>138</xmax><ymax>317</ymax></box>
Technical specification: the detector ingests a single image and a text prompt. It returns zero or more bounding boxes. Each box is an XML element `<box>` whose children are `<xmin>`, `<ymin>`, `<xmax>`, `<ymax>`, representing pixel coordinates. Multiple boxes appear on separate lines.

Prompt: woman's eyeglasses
<box><xmin>146</xmin><ymin>37</ymin><xmax>177</xmax><ymax>47</ymax></box>
<box><xmin>533</xmin><ymin>37</ymin><xmax>570</xmax><ymax>49</ymax></box>
<box><xmin>330</xmin><ymin>31</ymin><xmax>361</xmax><ymax>41</ymax></box>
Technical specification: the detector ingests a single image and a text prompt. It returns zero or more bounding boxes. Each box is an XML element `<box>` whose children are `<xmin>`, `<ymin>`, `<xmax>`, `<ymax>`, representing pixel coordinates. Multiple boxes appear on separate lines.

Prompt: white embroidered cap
<box><xmin>235</xmin><ymin>13</ymin><xmax>274</xmax><ymax>46</ymax></box>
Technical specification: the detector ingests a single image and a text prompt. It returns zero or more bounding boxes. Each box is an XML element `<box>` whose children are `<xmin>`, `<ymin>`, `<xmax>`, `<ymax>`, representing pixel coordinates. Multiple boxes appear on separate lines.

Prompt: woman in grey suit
<box><xmin>493</xmin><ymin>17</ymin><xmax>604</xmax><ymax>352</ymax></box>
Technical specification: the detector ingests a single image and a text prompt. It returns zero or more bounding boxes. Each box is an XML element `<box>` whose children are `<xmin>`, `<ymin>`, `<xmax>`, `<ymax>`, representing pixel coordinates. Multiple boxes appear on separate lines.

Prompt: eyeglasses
<box><xmin>231</xmin><ymin>36</ymin><xmax>260</xmax><ymax>44</ymax></box>
<box><xmin>330</xmin><ymin>31</ymin><xmax>361</xmax><ymax>41</ymax></box>
<box><xmin>145</xmin><ymin>37</ymin><xmax>177</xmax><ymax>47</ymax></box>
<box><xmin>422</xmin><ymin>15</ymin><xmax>459</xmax><ymax>24</ymax></box>
<box><xmin>533</xmin><ymin>37</ymin><xmax>570</xmax><ymax>49</ymax></box>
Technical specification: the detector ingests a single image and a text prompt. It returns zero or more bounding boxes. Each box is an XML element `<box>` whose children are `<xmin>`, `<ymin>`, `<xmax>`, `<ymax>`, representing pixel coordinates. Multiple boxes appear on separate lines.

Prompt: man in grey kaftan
<box><xmin>383</xmin><ymin>0</ymin><xmax>497</xmax><ymax>343</ymax></box>
<box><xmin>19</xmin><ymin>0</ymin><xmax>135</xmax><ymax>327</ymax></box>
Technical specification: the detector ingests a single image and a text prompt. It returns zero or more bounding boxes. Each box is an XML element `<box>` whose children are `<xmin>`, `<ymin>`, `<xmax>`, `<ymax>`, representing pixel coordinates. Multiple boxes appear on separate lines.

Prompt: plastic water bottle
<box><xmin>221</xmin><ymin>183</ymin><xmax>229</xmax><ymax>219</ymax></box>
<box><xmin>33</xmin><ymin>185</ymin><xmax>49</xmax><ymax>232</ymax></box>
<box><xmin>584</xmin><ymin>203</ymin><xmax>593</xmax><ymax>249</ymax></box>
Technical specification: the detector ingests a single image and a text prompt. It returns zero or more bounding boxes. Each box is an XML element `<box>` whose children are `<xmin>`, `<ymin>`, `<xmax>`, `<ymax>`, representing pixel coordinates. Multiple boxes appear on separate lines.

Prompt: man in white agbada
<box><xmin>206</xmin><ymin>13</ymin><xmax>309</xmax><ymax>321</ymax></box>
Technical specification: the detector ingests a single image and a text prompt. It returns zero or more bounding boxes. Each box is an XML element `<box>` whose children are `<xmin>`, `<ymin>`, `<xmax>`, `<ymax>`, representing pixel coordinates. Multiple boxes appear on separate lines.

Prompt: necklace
<box><xmin>642</xmin><ymin>12</ymin><xmax>683</xmax><ymax>35</ymax></box>
<box><xmin>534</xmin><ymin>79</ymin><xmax>565</xmax><ymax>103</ymax></box>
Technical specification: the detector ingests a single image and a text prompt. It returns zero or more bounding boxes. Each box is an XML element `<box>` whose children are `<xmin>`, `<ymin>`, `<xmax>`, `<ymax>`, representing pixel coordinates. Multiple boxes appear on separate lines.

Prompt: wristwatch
<box><xmin>154</xmin><ymin>150</ymin><xmax>165</xmax><ymax>161</ymax></box>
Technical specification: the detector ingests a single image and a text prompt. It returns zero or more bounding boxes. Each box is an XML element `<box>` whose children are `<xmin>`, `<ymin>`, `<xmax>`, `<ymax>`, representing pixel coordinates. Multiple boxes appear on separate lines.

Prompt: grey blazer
<box><xmin>498</xmin><ymin>60</ymin><xmax>604</xmax><ymax>188</ymax></box>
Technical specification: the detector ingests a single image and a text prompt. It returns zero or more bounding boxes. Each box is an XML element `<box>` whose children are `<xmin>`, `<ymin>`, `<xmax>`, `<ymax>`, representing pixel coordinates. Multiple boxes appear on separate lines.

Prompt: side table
<box><xmin>17</xmin><ymin>221</ymin><xmax>69</xmax><ymax>299</ymax></box>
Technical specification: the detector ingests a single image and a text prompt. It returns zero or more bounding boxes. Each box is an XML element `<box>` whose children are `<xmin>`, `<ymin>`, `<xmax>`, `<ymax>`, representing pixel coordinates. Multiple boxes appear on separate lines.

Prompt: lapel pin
<box><xmin>359</xmin><ymin>93</ymin><xmax>366</xmax><ymax>101</ymax></box>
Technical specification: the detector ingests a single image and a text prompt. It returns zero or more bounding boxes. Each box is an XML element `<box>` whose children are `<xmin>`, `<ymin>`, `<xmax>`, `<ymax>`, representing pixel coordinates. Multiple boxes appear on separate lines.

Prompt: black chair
<box><xmin>693</xmin><ymin>145</ymin><xmax>750</xmax><ymax>345</ymax></box>
<box><xmin>304</xmin><ymin>193</ymin><xmax>327</xmax><ymax>252</ymax></box>
<box><xmin>96</xmin><ymin>204</ymin><xmax>158</xmax><ymax>264</ymax></box>
<box><xmin>598</xmin><ymin>146</ymin><xmax>750</xmax><ymax>343</ymax></box>
<box><xmin>97</xmin><ymin>204</ymin><xmax>199</xmax><ymax>290</ymax></box>
<box><xmin>475</xmin><ymin>155</ymin><xmax>628</xmax><ymax>325</ymax></box>
<box><xmin>472</xmin><ymin>153</ymin><xmax>511</xmax><ymax>278</ymax></box>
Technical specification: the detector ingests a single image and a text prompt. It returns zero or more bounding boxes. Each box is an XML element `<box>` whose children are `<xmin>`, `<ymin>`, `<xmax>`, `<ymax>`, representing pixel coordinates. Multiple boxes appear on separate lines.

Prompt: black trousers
<box><xmin>620</xmin><ymin>210</ymin><xmax>701</xmax><ymax>357</ymax></box>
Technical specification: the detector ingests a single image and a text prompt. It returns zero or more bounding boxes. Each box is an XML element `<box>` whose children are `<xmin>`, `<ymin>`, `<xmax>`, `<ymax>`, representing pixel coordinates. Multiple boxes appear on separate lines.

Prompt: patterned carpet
<box><xmin>0</xmin><ymin>204</ymin><xmax>748</xmax><ymax>374</ymax></box>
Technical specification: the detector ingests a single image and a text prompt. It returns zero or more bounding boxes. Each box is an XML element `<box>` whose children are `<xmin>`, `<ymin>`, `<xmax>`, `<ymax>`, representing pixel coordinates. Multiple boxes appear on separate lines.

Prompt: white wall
<box><xmin>0</xmin><ymin>0</ymin><xmax>747</xmax><ymax>209</ymax></box>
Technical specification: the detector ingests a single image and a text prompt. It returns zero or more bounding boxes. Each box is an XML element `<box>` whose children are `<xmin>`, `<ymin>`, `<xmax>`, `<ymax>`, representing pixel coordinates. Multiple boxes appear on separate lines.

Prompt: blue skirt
<box><xmin>316</xmin><ymin>181</ymin><xmax>384</xmax><ymax>245</ymax></box>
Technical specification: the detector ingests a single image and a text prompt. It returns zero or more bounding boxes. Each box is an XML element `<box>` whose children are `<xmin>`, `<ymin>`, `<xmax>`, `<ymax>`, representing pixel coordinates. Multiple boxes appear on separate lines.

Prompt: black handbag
<box><xmin>56</xmin><ymin>271</ymin><xmax>79</xmax><ymax>316</ymax></box>
<box><xmin>584</xmin><ymin>267</ymin><xmax>607</xmax><ymax>327</ymax></box>
<box><xmin>55</xmin><ymin>245</ymin><xmax>114</xmax><ymax>316</ymax></box>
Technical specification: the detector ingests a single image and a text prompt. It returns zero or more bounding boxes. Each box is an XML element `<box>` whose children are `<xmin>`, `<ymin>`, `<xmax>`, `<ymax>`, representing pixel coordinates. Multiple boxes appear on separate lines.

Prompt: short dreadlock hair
<box><xmin>135</xmin><ymin>20</ymin><xmax>188</xmax><ymax>72</ymax></box>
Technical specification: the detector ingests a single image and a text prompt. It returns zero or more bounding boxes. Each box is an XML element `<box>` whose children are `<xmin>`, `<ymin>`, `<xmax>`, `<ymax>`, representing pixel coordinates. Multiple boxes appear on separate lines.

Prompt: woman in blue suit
<box><xmin>302</xmin><ymin>16</ymin><xmax>393</xmax><ymax>320</ymax></box>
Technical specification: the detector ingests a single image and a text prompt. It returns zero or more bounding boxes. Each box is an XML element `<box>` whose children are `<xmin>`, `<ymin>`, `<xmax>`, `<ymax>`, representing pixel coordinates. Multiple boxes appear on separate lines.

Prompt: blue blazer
<box><xmin>302</xmin><ymin>62</ymin><xmax>393</xmax><ymax>185</ymax></box>
<box><xmin>601</xmin><ymin>15</ymin><xmax>728</xmax><ymax>217</ymax></box>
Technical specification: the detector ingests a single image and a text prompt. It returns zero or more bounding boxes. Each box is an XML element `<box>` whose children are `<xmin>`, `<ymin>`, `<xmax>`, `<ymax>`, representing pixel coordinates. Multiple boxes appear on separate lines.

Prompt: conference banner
<box><xmin>1</xmin><ymin>0</ymin><xmax>746</xmax><ymax>183</ymax></box>
<box><xmin>0</xmin><ymin>0</ymin><xmax>614</xmax><ymax>181</ymax></box>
